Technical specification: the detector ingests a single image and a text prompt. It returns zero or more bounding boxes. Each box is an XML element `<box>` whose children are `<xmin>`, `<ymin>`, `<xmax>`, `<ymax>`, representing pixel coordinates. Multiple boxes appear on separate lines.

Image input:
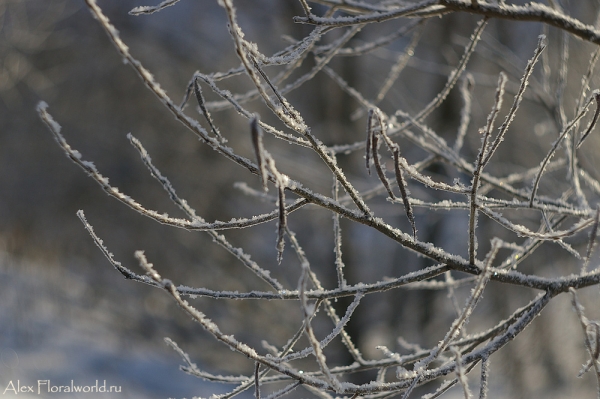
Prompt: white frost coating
<box><xmin>36</xmin><ymin>100</ymin><xmax>49</xmax><ymax>111</ymax></box>
<box><xmin>295</xmin><ymin>0</ymin><xmax>439</xmax><ymax>26</ymax></box>
<box><xmin>37</xmin><ymin>102</ymin><xmax>61</xmax><ymax>134</ymax></box>
<box><xmin>55</xmin><ymin>1</ymin><xmax>600</xmax><ymax>397</ymax></box>
<box><xmin>129</xmin><ymin>0</ymin><xmax>181</xmax><ymax>15</ymax></box>
<box><xmin>255</xmin><ymin>26</ymin><xmax>326</xmax><ymax>66</ymax></box>
<box><xmin>480</xmin><ymin>205</ymin><xmax>593</xmax><ymax>240</ymax></box>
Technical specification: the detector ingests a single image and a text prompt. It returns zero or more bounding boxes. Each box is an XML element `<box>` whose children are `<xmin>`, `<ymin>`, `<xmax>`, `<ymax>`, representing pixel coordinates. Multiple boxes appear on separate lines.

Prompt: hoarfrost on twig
<box><xmin>38</xmin><ymin>0</ymin><xmax>600</xmax><ymax>397</ymax></box>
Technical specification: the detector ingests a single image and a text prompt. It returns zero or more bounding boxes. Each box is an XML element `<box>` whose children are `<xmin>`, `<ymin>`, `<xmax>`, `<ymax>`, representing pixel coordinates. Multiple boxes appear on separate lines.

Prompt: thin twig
<box><xmin>570</xmin><ymin>288</ymin><xmax>600</xmax><ymax>396</ymax></box>
<box><xmin>583</xmin><ymin>205</ymin><xmax>600</xmax><ymax>274</ymax></box>
<box><xmin>482</xmin><ymin>35</ymin><xmax>545</xmax><ymax>168</ymax></box>
<box><xmin>194</xmin><ymin>77</ymin><xmax>223</xmax><ymax>141</ymax></box>
<box><xmin>530</xmin><ymin>93</ymin><xmax>595</xmax><ymax>206</ymax></box>
<box><xmin>129</xmin><ymin>0</ymin><xmax>180</xmax><ymax>15</ymax></box>
<box><xmin>577</xmin><ymin>91</ymin><xmax>600</xmax><ymax>149</ymax></box>
<box><xmin>469</xmin><ymin>73</ymin><xmax>507</xmax><ymax>264</ymax></box>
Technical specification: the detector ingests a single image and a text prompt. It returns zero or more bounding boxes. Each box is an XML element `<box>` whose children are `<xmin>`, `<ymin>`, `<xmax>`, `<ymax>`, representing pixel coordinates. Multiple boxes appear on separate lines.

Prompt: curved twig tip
<box><xmin>577</xmin><ymin>90</ymin><xmax>600</xmax><ymax>149</ymax></box>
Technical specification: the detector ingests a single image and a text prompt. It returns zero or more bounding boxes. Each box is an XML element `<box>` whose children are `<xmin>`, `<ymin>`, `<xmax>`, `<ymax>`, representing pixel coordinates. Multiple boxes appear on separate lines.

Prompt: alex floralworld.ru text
<box><xmin>2</xmin><ymin>380</ymin><xmax>122</xmax><ymax>394</ymax></box>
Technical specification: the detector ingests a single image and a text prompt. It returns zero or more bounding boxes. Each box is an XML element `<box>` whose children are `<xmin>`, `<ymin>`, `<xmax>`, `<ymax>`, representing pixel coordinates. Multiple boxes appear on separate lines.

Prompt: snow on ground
<box><xmin>0</xmin><ymin>252</ymin><xmax>236</xmax><ymax>398</ymax></box>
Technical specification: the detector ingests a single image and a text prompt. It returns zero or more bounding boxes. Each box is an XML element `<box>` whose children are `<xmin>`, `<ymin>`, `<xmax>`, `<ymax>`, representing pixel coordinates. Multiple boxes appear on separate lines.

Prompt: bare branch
<box><xmin>41</xmin><ymin>1</ymin><xmax>600</xmax><ymax>397</ymax></box>
<box><xmin>439</xmin><ymin>0</ymin><xmax>600</xmax><ymax>46</ymax></box>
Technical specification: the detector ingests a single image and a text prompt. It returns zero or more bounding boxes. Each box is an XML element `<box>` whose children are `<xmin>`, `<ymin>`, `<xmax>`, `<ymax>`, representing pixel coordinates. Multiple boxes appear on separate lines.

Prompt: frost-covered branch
<box><xmin>38</xmin><ymin>0</ymin><xmax>600</xmax><ymax>397</ymax></box>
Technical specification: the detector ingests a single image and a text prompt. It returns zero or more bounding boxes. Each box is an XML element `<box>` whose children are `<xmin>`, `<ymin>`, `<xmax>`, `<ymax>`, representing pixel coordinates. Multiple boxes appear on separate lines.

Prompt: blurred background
<box><xmin>2</xmin><ymin>1</ymin><xmax>600</xmax><ymax>398</ymax></box>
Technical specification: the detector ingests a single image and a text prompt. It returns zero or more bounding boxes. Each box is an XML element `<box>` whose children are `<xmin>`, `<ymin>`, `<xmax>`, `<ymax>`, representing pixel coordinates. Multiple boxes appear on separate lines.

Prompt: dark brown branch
<box><xmin>440</xmin><ymin>0</ymin><xmax>600</xmax><ymax>46</ymax></box>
